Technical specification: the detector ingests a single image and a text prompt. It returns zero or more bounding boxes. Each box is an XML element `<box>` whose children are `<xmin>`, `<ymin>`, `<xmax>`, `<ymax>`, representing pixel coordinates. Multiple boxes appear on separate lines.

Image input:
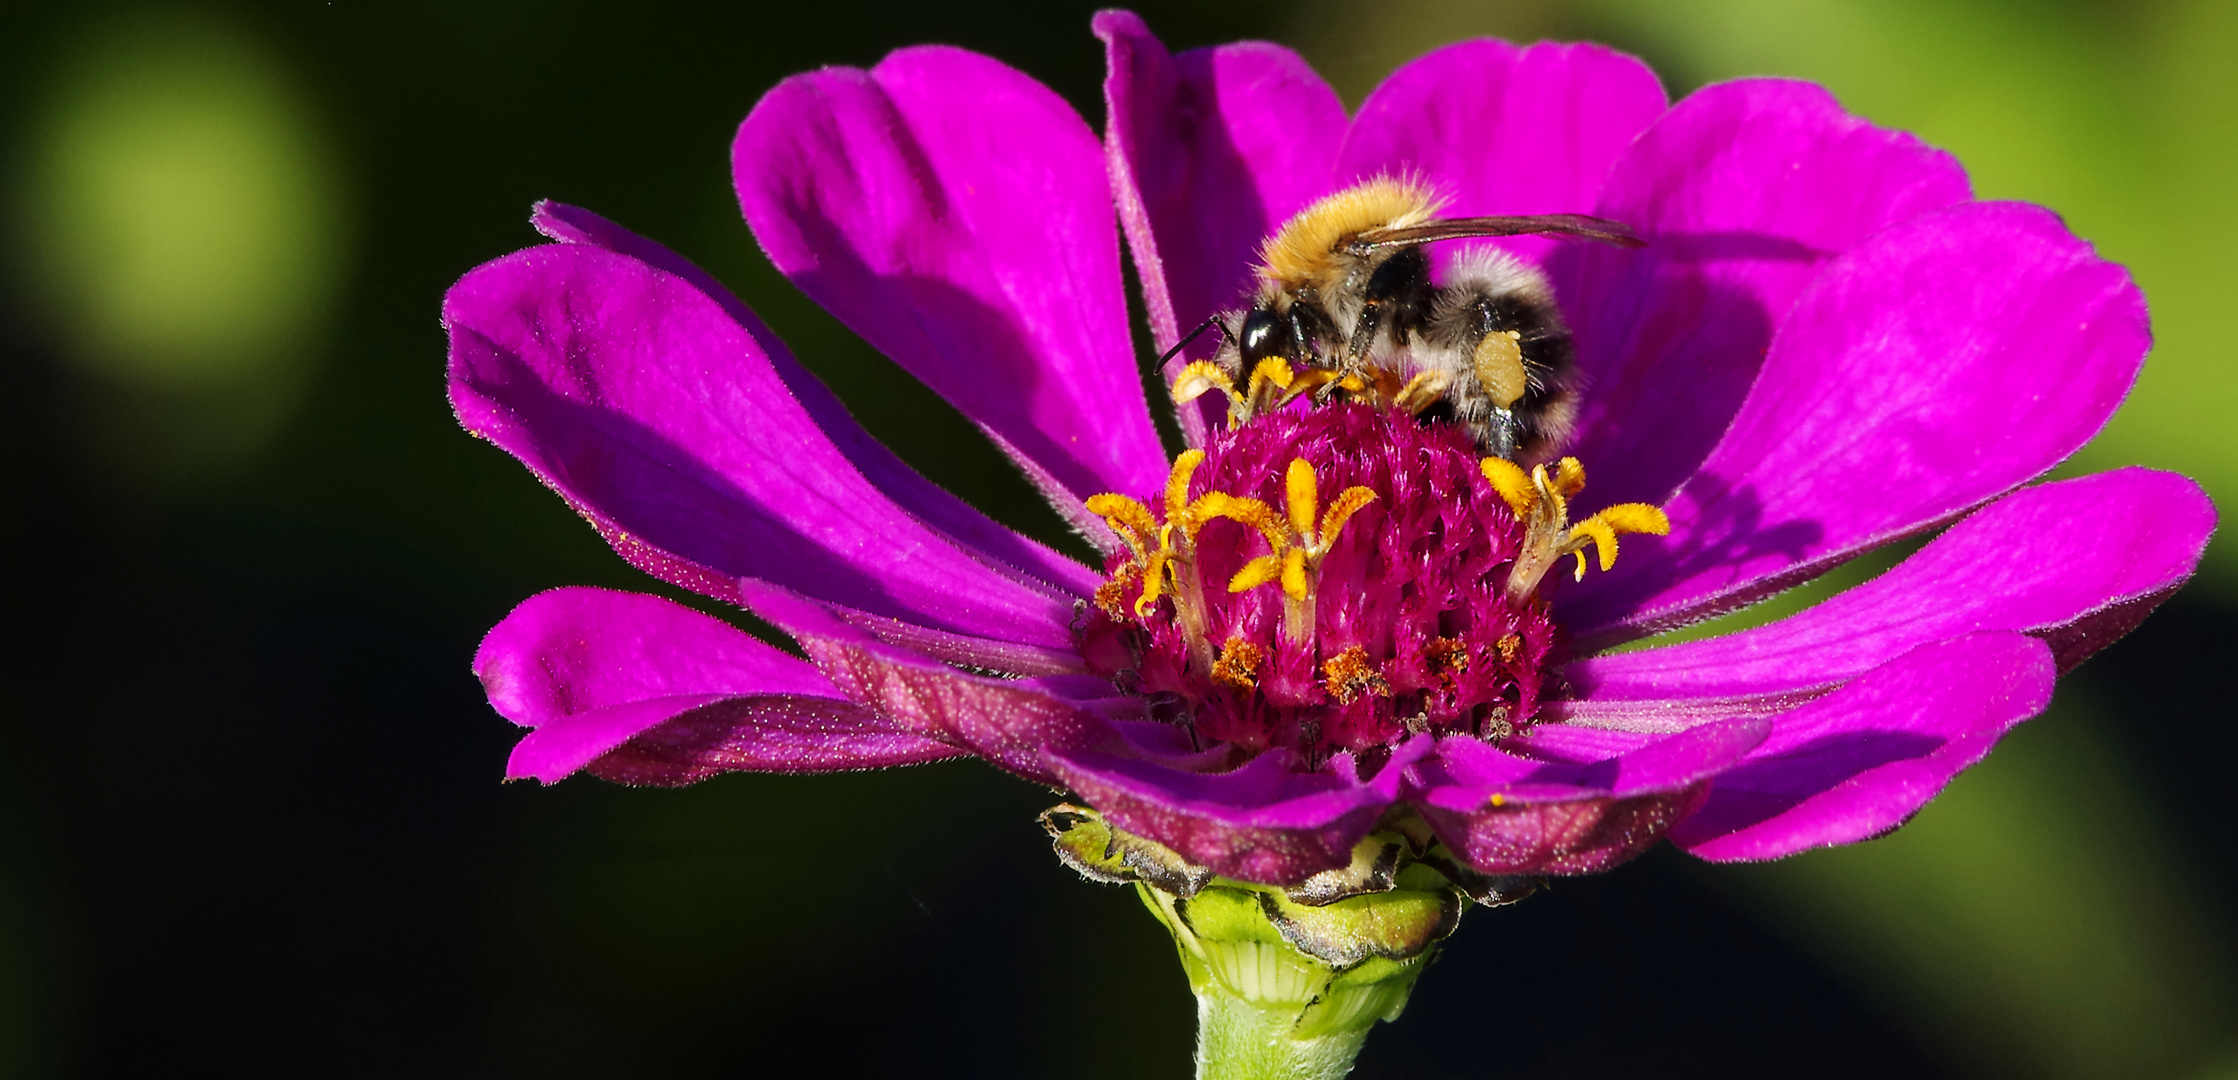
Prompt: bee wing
<box><xmin>1347</xmin><ymin>214</ymin><xmax>1645</xmax><ymax>251</ymax></box>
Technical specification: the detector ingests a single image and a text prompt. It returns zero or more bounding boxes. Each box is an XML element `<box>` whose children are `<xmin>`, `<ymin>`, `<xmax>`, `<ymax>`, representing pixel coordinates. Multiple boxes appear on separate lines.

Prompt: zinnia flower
<box><xmin>449</xmin><ymin>12</ymin><xmax>2211</xmax><ymax>907</ymax></box>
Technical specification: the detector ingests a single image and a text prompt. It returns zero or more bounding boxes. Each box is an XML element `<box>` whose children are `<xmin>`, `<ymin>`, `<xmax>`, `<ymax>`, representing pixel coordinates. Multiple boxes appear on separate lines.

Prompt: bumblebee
<box><xmin>1192</xmin><ymin>178</ymin><xmax>1641</xmax><ymax>461</ymax></box>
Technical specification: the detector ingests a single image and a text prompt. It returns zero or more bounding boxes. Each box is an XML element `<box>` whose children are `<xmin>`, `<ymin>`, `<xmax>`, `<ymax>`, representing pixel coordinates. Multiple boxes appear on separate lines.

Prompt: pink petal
<box><xmin>736</xmin><ymin>580</ymin><xmax>1115</xmax><ymax>786</ymax></box>
<box><xmin>1406</xmin><ymin>717</ymin><xmax>1766</xmax><ymax>876</ymax></box>
<box><xmin>1095</xmin><ymin>11</ymin><xmax>1348</xmax><ymax>445</ymax></box>
<box><xmin>1044</xmin><ymin>735</ymin><xmax>1432</xmax><ymax>886</ymax></box>
<box><xmin>1562</xmin><ymin>200</ymin><xmax>2150</xmax><ymax>640</ymax></box>
<box><xmin>734</xmin><ymin>46</ymin><xmax>1166</xmax><ymax>542</ymax></box>
<box><xmin>1673</xmin><ymin>632</ymin><xmax>2056</xmax><ymax>861</ymax></box>
<box><xmin>478</xmin><ymin>588</ymin><xmax>961</xmax><ymax>783</ymax></box>
<box><xmin>445</xmin><ymin>242</ymin><xmax>1080</xmax><ymax>648</ymax></box>
<box><xmin>1337</xmin><ymin>38</ymin><xmax>1667</xmax><ymax>271</ymax></box>
<box><xmin>1564</xmin><ymin>468</ymin><xmax>2215</xmax><ymax>711</ymax></box>
<box><xmin>1561</xmin><ymin>80</ymin><xmax>1972</xmax><ymax>513</ymax></box>
<box><xmin>529</xmin><ymin>201</ymin><xmax>1101</xmax><ymax>599</ymax></box>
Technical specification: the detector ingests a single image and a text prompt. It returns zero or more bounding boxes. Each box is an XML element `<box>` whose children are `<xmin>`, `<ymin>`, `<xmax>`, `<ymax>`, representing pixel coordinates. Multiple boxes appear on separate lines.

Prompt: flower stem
<box><xmin>1195</xmin><ymin>992</ymin><xmax>1373</xmax><ymax>1080</ymax></box>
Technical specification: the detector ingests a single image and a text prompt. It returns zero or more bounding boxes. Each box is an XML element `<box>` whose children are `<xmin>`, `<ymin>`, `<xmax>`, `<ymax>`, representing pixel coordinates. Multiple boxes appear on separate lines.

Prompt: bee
<box><xmin>1181</xmin><ymin>178</ymin><xmax>1642</xmax><ymax>461</ymax></box>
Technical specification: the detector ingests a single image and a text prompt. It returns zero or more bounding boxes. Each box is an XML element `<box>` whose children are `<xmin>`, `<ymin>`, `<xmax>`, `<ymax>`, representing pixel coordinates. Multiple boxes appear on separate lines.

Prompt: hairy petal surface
<box><xmin>1408</xmin><ymin>718</ymin><xmax>1766</xmax><ymax>875</ymax></box>
<box><xmin>1565</xmin><ymin>468</ymin><xmax>2214</xmax><ymax>711</ymax></box>
<box><xmin>477</xmin><ymin>588</ymin><xmax>961</xmax><ymax>784</ymax></box>
<box><xmin>1338</xmin><ymin>38</ymin><xmax>1667</xmax><ymax>271</ymax></box>
<box><xmin>445</xmin><ymin>243</ymin><xmax>1079</xmax><ymax>647</ymax></box>
<box><xmin>1097</xmin><ymin>11</ymin><xmax>1348</xmax><ymax>445</ymax></box>
<box><xmin>1563</xmin><ymin>201</ymin><xmax>2150</xmax><ymax>640</ymax></box>
<box><xmin>1673</xmin><ymin>631</ymin><xmax>2056</xmax><ymax>861</ymax></box>
<box><xmin>528</xmin><ymin>201</ymin><xmax>1099</xmax><ymax>598</ymax></box>
<box><xmin>1047</xmin><ymin>736</ymin><xmax>1432</xmax><ymax>886</ymax></box>
<box><xmin>1561</xmin><ymin>79</ymin><xmax>1973</xmax><ymax>511</ymax></box>
<box><xmin>737</xmin><ymin>581</ymin><xmax>1116</xmax><ymax>786</ymax></box>
<box><xmin>735</xmin><ymin>45</ymin><xmax>1165</xmax><ymax>540</ymax></box>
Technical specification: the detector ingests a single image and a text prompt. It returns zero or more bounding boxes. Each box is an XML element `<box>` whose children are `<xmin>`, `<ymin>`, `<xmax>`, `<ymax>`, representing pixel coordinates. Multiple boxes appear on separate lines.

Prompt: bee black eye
<box><xmin>1240</xmin><ymin>306</ymin><xmax>1292</xmax><ymax>366</ymax></box>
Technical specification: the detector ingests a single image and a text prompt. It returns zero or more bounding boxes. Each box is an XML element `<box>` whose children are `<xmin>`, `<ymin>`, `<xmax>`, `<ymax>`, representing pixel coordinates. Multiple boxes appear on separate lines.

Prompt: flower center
<box><xmin>1082</xmin><ymin>365</ymin><xmax>1668</xmax><ymax>770</ymax></box>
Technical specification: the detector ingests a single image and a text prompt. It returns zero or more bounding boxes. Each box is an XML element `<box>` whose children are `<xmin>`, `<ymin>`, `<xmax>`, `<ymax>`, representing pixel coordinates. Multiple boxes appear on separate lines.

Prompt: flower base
<box><xmin>1193</xmin><ymin>989</ymin><xmax>1380</xmax><ymax>1080</ymax></box>
<box><xmin>1045</xmin><ymin>804</ymin><xmax>1535</xmax><ymax>1079</ymax></box>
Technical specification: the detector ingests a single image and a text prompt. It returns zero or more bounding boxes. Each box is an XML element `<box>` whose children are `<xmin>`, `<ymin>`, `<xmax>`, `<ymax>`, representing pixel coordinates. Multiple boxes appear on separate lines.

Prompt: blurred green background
<box><xmin>0</xmin><ymin>1</ymin><xmax>2231</xmax><ymax>1077</ymax></box>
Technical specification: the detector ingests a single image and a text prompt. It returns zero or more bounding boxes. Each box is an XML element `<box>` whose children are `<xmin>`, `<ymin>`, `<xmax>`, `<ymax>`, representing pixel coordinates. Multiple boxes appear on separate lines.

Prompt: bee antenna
<box><xmin>1149</xmin><ymin>316</ymin><xmax>1235</xmax><ymax>374</ymax></box>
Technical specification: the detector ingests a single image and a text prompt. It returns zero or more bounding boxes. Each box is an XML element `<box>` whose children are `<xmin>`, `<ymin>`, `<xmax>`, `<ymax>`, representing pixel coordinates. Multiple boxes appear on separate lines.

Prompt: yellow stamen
<box><xmin>1565</xmin><ymin>502</ymin><xmax>1671</xmax><ymax>579</ymax></box>
<box><xmin>1228</xmin><ymin>554</ymin><xmax>1284</xmax><ymax>593</ymax></box>
<box><xmin>1550</xmin><ymin>456</ymin><xmax>1587</xmax><ymax>498</ymax></box>
<box><xmin>1192</xmin><ymin>492</ymin><xmax>1286</xmax><ymax>550</ymax></box>
<box><xmin>1481</xmin><ymin>455</ymin><xmax>1671</xmax><ymax>601</ymax></box>
<box><xmin>1169</xmin><ymin>362</ymin><xmax>1234</xmax><ymax>406</ymax></box>
<box><xmin>1164</xmin><ymin>449</ymin><xmax>1206</xmax><ymax>524</ymax></box>
<box><xmin>1249</xmin><ymin>357</ymin><xmax>1294</xmax><ymax>391</ymax></box>
<box><xmin>1285</xmin><ymin>458</ymin><xmax>1319</xmax><ymax>538</ymax></box>
<box><xmin>1135</xmin><ymin>548</ymin><xmax>1172</xmax><ymax>616</ymax></box>
<box><xmin>1569</xmin><ymin>516</ymin><xmax>1620</xmax><ymax>577</ymax></box>
<box><xmin>1319</xmin><ymin>486</ymin><xmax>1378</xmax><ymax>543</ymax></box>
<box><xmin>1528</xmin><ymin>463</ymin><xmax>1569</xmax><ymax>522</ymax></box>
<box><xmin>1393</xmin><ymin>370</ymin><xmax>1451</xmax><ymax>415</ymax></box>
<box><xmin>1087</xmin><ymin>454</ymin><xmax>1227</xmax><ymax>668</ymax></box>
<box><xmin>1479</xmin><ymin>457</ymin><xmax>1537</xmax><ymax>519</ymax></box>
<box><xmin>1084</xmin><ymin>493</ymin><xmax>1157</xmax><ymax>561</ymax></box>
<box><xmin>1280</xmin><ymin>547</ymin><xmax>1310</xmax><ymax>602</ymax></box>
<box><xmin>1591</xmin><ymin>502</ymin><xmax>1673</xmax><ymax>537</ymax></box>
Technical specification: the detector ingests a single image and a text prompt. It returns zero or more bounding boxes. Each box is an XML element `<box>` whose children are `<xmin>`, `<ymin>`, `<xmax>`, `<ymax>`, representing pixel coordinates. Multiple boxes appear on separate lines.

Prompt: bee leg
<box><xmin>1345</xmin><ymin>300</ymin><xmax>1389</xmax><ymax>368</ymax></box>
<box><xmin>1350</xmin><ymin>246</ymin><xmax>1433</xmax><ymax>366</ymax></box>
<box><xmin>1482</xmin><ymin>408</ymin><xmax>1521</xmax><ymax>461</ymax></box>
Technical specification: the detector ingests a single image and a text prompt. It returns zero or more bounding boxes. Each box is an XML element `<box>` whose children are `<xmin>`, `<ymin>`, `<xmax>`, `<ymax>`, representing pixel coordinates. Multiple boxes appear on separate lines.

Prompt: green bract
<box><xmin>1043</xmin><ymin>805</ymin><xmax>1535</xmax><ymax>1079</ymax></box>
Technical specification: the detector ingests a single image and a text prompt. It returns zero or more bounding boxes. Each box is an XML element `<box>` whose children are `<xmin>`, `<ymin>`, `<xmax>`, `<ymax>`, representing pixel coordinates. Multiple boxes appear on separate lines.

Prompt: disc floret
<box><xmin>1084</xmin><ymin>391</ymin><xmax>1664</xmax><ymax>766</ymax></box>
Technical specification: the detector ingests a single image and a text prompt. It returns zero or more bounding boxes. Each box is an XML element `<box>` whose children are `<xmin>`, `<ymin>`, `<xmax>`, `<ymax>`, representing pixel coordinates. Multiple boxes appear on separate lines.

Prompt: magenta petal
<box><xmin>1563</xmin><ymin>200</ymin><xmax>2150</xmax><ymax>639</ymax></box>
<box><xmin>1673</xmin><ymin>632</ymin><xmax>2056</xmax><ymax>862</ymax></box>
<box><xmin>579</xmin><ymin>695</ymin><xmax>967</xmax><ymax>786</ymax></box>
<box><xmin>477</xmin><ymin>588</ymin><xmax>961</xmax><ymax>783</ymax></box>
<box><xmin>1337</xmin><ymin>38</ymin><xmax>1665</xmax><ymax>271</ymax></box>
<box><xmin>734</xmin><ymin>46</ymin><xmax>1166</xmax><ymax>538</ymax></box>
<box><xmin>736</xmin><ymin>580</ymin><xmax>1111</xmax><ymax>786</ymax></box>
<box><xmin>1046</xmin><ymin>736</ymin><xmax>1430</xmax><ymax>886</ymax></box>
<box><xmin>1095</xmin><ymin>11</ymin><xmax>1347</xmax><ymax>444</ymax></box>
<box><xmin>1566</xmin><ymin>468</ymin><xmax>2214</xmax><ymax>708</ymax></box>
<box><xmin>1562</xmin><ymin>79</ymin><xmax>1971</xmax><ymax>510</ymax></box>
<box><xmin>1406</xmin><ymin>718</ymin><xmax>1765</xmax><ymax>875</ymax></box>
<box><xmin>529</xmin><ymin>201</ymin><xmax>1100</xmax><ymax>599</ymax></box>
<box><xmin>445</xmin><ymin>242</ymin><xmax>1081</xmax><ymax>648</ymax></box>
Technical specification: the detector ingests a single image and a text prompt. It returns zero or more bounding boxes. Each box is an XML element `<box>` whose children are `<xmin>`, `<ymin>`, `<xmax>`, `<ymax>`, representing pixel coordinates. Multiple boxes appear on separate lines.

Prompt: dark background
<box><xmin>2</xmin><ymin>2</ymin><xmax>2232</xmax><ymax>1077</ymax></box>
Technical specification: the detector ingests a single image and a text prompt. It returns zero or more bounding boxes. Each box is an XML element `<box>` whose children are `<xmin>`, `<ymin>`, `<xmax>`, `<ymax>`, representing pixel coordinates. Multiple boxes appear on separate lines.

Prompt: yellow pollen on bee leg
<box><xmin>1472</xmin><ymin>329</ymin><xmax>1527</xmax><ymax>408</ymax></box>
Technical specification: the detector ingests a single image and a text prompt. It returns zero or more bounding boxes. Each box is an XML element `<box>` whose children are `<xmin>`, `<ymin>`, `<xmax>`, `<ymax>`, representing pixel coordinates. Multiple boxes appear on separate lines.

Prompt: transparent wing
<box><xmin>1348</xmin><ymin>214</ymin><xmax>1644</xmax><ymax>252</ymax></box>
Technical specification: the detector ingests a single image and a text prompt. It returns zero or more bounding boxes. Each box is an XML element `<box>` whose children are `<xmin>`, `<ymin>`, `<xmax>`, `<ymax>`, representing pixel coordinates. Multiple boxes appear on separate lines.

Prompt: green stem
<box><xmin>1194</xmin><ymin>992</ymin><xmax>1373</xmax><ymax>1080</ymax></box>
